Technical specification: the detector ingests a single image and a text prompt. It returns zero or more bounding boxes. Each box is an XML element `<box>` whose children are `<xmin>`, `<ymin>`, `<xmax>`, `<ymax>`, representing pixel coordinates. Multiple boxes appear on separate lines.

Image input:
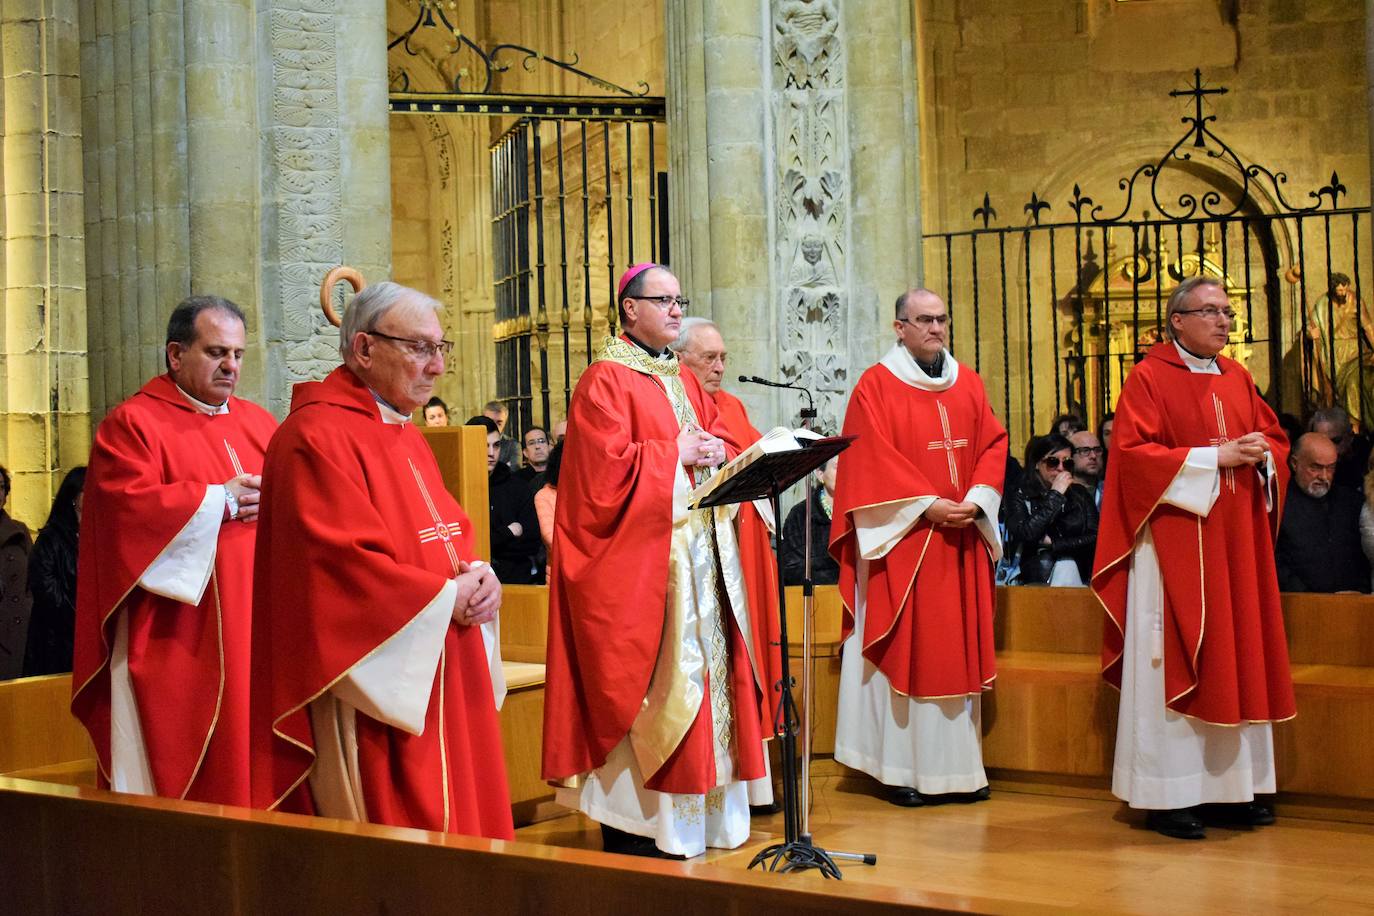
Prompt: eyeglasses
<box><xmin>690</xmin><ymin>350</ymin><xmax>728</xmax><ymax>367</ymax></box>
<box><xmin>1175</xmin><ymin>306</ymin><xmax>1236</xmax><ymax>321</ymax></box>
<box><xmin>897</xmin><ymin>315</ymin><xmax>950</xmax><ymax>329</ymax></box>
<box><xmin>1041</xmin><ymin>456</ymin><xmax>1073</xmax><ymax>470</ymax></box>
<box><xmin>1072</xmin><ymin>445</ymin><xmax>1104</xmax><ymax>456</ymax></box>
<box><xmin>525</xmin><ymin>437</ymin><xmax>549</xmax><ymax>447</ymax></box>
<box><xmin>368</xmin><ymin>331</ymin><xmax>454</xmax><ymax>360</ymax></box>
<box><xmin>632</xmin><ymin>295</ymin><xmax>690</xmax><ymax>312</ymax></box>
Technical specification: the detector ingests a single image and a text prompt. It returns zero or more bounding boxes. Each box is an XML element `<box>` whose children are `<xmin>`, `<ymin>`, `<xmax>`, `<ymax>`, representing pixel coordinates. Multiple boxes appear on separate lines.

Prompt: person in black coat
<box><xmin>782</xmin><ymin>455</ymin><xmax>840</xmax><ymax>585</ymax></box>
<box><xmin>1004</xmin><ymin>435</ymin><xmax>1098</xmax><ymax>585</ymax></box>
<box><xmin>467</xmin><ymin>417</ymin><xmax>542</xmax><ymax>585</ymax></box>
<box><xmin>1276</xmin><ymin>433</ymin><xmax>1370</xmax><ymax>593</ymax></box>
<box><xmin>1</xmin><ymin>465</ymin><xmax>34</xmax><ymax>680</ymax></box>
<box><xmin>22</xmin><ymin>466</ymin><xmax>84</xmax><ymax>676</ymax></box>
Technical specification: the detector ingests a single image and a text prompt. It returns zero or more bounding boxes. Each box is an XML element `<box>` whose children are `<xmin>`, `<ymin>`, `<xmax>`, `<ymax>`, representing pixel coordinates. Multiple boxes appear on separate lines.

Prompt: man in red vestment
<box><xmin>1092</xmin><ymin>276</ymin><xmax>1295</xmax><ymax>840</ymax></box>
<box><xmin>250</xmin><ymin>282</ymin><xmax>513</xmax><ymax>839</ymax></box>
<box><xmin>830</xmin><ymin>289</ymin><xmax>1007</xmax><ymax>807</ymax></box>
<box><xmin>543</xmin><ymin>263</ymin><xmax>770</xmax><ymax>859</ymax></box>
<box><xmin>671</xmin><ymin>317</ymin><xmax>784</xmax><ymax>757</ymax></box>
<box><xmin>71</xmin><ymin>296</ymin><xmax>277</xmax><ymax>804</ymax></box>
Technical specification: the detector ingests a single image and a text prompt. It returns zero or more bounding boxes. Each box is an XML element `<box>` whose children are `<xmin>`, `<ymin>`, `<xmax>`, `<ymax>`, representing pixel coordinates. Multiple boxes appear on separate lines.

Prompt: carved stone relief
<box><xmin>773</xmin><ymin>0</ymin><xmax>842</xmax><ymax>90</ymax></box>
<box><xmin>772</xmin><ymin>0</ymin><xmax>847</xmax><ymax>427</ymax></box>
<box><xmin>270</xmin><ymin>1</ymin><xmax>347</xmax><ymax>405</ymax></box>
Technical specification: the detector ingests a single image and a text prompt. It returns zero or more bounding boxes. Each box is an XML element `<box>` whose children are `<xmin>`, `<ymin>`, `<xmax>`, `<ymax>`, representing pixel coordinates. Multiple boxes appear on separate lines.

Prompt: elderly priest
<box><xmin>250</xmin><ymin>281</ymin><xmax>513</xmax><ymax>839</ymax></box>
<box><xmin>1093</xmin><ymin>276</ymin><xmax>1295</xmax><ymax>840</ymax></box>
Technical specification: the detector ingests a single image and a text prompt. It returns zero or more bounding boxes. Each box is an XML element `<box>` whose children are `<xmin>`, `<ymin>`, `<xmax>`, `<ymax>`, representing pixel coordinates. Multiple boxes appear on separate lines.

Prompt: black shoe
<box><xmin>967</xmin><ymin>785</ymin><xmax>991</xmax><ymax>803</ymax></box>
<box><xmin>890</xmin><ymin>787</ymin><xmax>926</xmax><ymax>807</ymax></box>
<box><xmin>1145</xmin><ymin>808</ymin><xmax>1205</xmax><ymax>840</ymax></box>
<box><xmin>599</xmin><ymin>824</ymin><xmax>686</xmax><ymax>859</ymax></box>
<box><xmin>749</xmin><ymin>801</ymin><xmax>783</xmax><ymax>816</ymax></box>
<box><xmin>1200</xmin><ymin>801</ymin><xmax>1275</xmax><ymax>828</ymax></box>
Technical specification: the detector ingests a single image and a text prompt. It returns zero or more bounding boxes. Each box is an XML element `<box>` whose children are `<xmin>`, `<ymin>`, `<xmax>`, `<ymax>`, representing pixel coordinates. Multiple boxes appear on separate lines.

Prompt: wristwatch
<box><xmin>223</xmin><ymin>485</ymin><xmax>241</xmax><ymax>521</ymax></box>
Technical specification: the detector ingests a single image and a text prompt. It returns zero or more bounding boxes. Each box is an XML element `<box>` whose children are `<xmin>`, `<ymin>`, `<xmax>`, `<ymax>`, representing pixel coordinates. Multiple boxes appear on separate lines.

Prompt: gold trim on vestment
<box><xmin>178</xmin><ymin>572</ymin><xmax>227</xmax><ymax>800</ymax></box>
<box><xmin>593</xmin><ymin>335</ymin><xmax>681</xmax><ymax>377</ymax></box>
<box><xmin>269</xmin><ymin>581</ymin><xmax>452</xmax><ymax>811</ymax></box>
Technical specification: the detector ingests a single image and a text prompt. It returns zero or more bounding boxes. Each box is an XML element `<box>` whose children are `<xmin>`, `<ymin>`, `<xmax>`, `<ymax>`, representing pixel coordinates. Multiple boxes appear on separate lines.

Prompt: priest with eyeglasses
<box><xmin>830</xmin><ymin>288</ymin><xmax>1008</xmax><ymax>808</ymax></box>
<box><xmin>1093</xmin><ymin>275</ymin><xmax>1295</xmax><ymax>840</ymax></box>
<box><xmin>251</xmin><ymin>281</ymin><xmax>513</xmax><ymax>840</ymax></box>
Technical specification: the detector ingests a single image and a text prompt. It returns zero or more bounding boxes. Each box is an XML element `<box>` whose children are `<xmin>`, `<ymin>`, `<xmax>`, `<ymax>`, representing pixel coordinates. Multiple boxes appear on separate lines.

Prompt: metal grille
<box><xmin>922</xmin><ymin>72</ymin><xmax>1368</xmax><ymax>447</ymax></box>
<box><xmin>489</xmin><ymin>114</ymin><xmax>667</xmax><ymax>436</ymax></box>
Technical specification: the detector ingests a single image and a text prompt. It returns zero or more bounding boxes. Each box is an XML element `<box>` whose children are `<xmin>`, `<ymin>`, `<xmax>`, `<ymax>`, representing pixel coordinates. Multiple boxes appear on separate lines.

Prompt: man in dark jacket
<box><xmin>1276</xmin><ymin>432</ymin><xmax>1369</xmax><ymax>592</ymax></box>
<box><xmin>467</xmin><ymin>416</ymin><xmax>542</xmax><ymax>584</ymax></box>
<box><xmin>782</xmin><ymin>455</ymin><xmax>840</xmax><ymax>585</ymax></box>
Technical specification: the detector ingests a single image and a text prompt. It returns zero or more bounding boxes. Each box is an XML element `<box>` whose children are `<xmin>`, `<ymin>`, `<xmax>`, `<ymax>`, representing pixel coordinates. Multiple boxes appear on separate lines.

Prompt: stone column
<box><xmin>80</xmin><ymin>0</ymin><xmax>392</xmax><ymax>419</ymax></box>
<box><xmin>667</xmin><ymin>0</ymin><xmax>922</xmax><ymax>430</ymax></box>
<box><xmin>1</xmin><ymin>0</ymin><xmax>89</xmax><ymax>528</ymax></box>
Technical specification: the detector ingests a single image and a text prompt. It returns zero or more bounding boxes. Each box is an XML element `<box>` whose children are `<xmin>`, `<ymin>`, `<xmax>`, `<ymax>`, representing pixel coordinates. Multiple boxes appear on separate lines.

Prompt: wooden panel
<box><xmin>992</xmin><ymin>586</ymin><xmax>1374</xmax><ymax>662</ymax></box>
<box><xmin>0</xmin><ymin>674</ymin><xmax>93</xmax><ymax>775</ymax></box>
<box><xmin>500</xmin><ymin>681</ymin><xmax>553</xmax><ymax>818</ymax></box>
<box><xmin>1281</xmin><ymin>593</ymin><xmax>1374</xmax><ymax>666</ymax></box>
<box><xmin>980</xmin><ymin>654</ymin><xmax>1118</xmax><ymax>778</ymax></box>
<box><xmin>783</xmin><ymin>585</ymin><xmax>843</xmax><ymax>652</ymax></box>
<box><xmin>499</xmin><ymin>585</ymin><xmax>549</xmax><ymax>663</ymax></box>
<box><xmin>0</xmin><ymin>779</ymin><xmax>947</xmax><ymax>916</ymax></box>
<box><xmin>420</xmin><ymin>424</ymin><xmax>490</xmax><ymax>561</ymax></box>
<box><xmin>995</xmin><ymin>586</ymin><xmax>1101</xmax><ymax>655</ymax></box>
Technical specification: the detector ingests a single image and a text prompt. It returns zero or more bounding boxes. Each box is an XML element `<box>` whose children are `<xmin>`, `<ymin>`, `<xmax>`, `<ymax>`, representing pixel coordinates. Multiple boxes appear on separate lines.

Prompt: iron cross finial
<box><xmin>1169</xmin><ymin>69</ymin><xmax>1228</xmax><ymax>147</ymax></box>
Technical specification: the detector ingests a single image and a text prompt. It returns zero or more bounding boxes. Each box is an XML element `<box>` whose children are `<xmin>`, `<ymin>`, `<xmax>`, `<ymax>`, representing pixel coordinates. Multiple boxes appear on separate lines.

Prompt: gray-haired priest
<box><xmin>250</xmin><ymin>281</ymin><xmax>513</xmax><ymax>840</ymax></box>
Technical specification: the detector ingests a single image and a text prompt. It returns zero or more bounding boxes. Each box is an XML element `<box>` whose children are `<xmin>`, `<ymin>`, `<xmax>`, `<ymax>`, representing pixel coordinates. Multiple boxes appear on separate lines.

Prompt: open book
<box><xmin>688</xmin><ymin>426</ymin><xmax>837</xmax><ymax>509</ymax></box>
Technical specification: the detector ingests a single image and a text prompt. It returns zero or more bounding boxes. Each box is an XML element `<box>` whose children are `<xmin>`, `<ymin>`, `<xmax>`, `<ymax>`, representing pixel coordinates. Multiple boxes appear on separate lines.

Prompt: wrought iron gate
<box><xmin>387</xmin><ymin>5</ymin><xmax>666</xmax><ymax>441</ymax></box>
<box><xmin>489</xmin><ymin>113</ymin><xmax>666</xmax><ymax>436</ymax></box>
<box><xmin>923</xmin><ymin>71</ymin><xmax>1369</xmax><ymax>448</ymax></box>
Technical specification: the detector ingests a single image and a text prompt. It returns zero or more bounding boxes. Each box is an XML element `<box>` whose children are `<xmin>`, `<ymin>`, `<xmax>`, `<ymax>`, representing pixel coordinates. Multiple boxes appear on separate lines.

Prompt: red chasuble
<box><xmin>830</xmin><ymin>361</ymin><xmax>1007</xmax><ymax>698</ymax></box>
<box><xmin>71</xmin><ymin>373</ymin><xmax>277</xmax><ymax>804</ymax></box>
<box><xmin>1092</xmin><ymin>343</ymin><xmax>1296</xmax><ymax>725</ymax></box>
<box><xmin>542</xmin><ymin>343</ymin><xmax>767</xmax><ymax>794</ymax></box>
<box><xmin>711</xmin><ymin>388</ymin><xmax>784</xmax><ymax>737</ymax></box>
<box><xmin>250</xmin><ymin>366</ymin><xmax>513</xmax><ymax>839</ymax></box>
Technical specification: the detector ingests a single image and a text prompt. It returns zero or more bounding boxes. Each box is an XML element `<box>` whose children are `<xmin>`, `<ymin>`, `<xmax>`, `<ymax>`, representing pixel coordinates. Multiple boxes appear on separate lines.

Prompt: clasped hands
<box><xmin>223</xmin><ymin>473</ymin><xmax>263</xmax><ymax>523</ymax></box>
<box><xmin>678</xmin><ymin>426</ymin><xmax>726</xmax><ymax>468</ymax></box>
<box><xmin>452</xmin><ymin>560</ymin><xmax>501</xmax><ymax>627</ymax></box>
<box><xmin>1217</xmin><ymin>432</ymin><xmax>1270</xmax><ymax>468</ymax></box>
<box><xmin>924</xmin><ymin>498</ymin><xmax>981</xmax><ymax>528</ymax></box>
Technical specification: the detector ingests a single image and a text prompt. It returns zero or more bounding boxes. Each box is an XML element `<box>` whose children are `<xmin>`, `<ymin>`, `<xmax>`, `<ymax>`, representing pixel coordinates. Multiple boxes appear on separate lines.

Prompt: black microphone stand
<box><xmin>738</xmin><ymin>377</ymin><xmax>876</xmax><ymax>877</ymax></box>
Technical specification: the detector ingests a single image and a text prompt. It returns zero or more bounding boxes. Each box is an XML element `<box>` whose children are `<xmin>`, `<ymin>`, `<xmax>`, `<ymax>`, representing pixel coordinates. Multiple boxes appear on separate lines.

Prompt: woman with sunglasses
<box><xmin>1004</xmin><ymin>434</ymin><xmax>1099</xmax><ymax>586</ymax></box>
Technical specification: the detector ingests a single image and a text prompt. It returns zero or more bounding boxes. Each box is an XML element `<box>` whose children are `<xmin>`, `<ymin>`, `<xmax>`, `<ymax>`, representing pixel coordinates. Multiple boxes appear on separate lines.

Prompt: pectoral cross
<box><xmin>927</xmin><ymin>401</ymin><xmax>969</xmax><ymax>489</ymax></box>
<box><xmin>410</xmin><ymin>459</ymin><xmax>463</xmax><ymax>575</ymax></box>
<box><xmin>1209</xmin><ymin>394</ymin><xmax>1236</xmax><ymax>494</ymax></box>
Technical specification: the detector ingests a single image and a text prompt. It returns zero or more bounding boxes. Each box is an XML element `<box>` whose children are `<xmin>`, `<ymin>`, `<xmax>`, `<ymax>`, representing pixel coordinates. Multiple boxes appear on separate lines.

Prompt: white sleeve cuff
<box><xmin>138</xmin><ymin>485</ymin><xmax>223</xmax><ymax>605</ymax></box>
<box><xmin>332</xmin><ymin>578</ymin><xmax>455</xmax><ymax>736</ymax></box>
<box><xmin>964</xmin><ymin>484</ymin><xmax>1004</xmax><ymax>562</ymax></box>
<box><xmin>854</xmin><ymin>496</ymin><xmax>937</xmax><ymax>560</ymax></box>
<box><xmin>1260</xmin><ymin>451</ymin><xmax>1277</xmax><ymax>512</ymax></box>
<box><xmin>1162</xmin><ymin>447</ymin><xmax>1221</xmax><ymax>517</ymax></box>
<box><xmin>480</xmin><ymin>616</ymin><xmax>506</xmax><ymax>711</ymax></box>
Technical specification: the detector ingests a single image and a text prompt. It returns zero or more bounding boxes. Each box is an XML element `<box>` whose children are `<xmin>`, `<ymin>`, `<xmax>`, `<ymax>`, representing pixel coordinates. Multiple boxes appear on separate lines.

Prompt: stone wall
<box><xmin>917</xmin><ymin>0</ymin><xmax>1371</xmax><ymax>441</ymax></box>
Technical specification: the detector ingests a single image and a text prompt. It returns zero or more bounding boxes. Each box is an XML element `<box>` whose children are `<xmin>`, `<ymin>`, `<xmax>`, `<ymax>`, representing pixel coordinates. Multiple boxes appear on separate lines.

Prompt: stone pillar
<box><xmin>80</xmin><ymin>0</ymin><xmax>392</xmax><ymax>419</ymax></box>
<box><xmin>1</xmin><ymin>0</ymin><xmax>90</xmax><ymax>529</ymax></box>
<box><xmin>667</xmin><ymin>0</ymin><xmax>922</xmax><ymax>430</ymax></box>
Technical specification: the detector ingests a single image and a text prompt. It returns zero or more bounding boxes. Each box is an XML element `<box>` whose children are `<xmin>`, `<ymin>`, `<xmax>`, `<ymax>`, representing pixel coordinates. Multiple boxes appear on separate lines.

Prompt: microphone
<box><xmin>738</xmin><ymin>375</ymin><xmax>817</xmax><ymax>422</ymax></box>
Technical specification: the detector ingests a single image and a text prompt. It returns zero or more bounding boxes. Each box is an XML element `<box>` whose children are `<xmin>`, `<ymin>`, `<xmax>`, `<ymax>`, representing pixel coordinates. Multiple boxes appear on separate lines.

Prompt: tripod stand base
<box><xmin>748</xmin><ymin>839</ymin><xmax>844</xmax><ymax>879</ymax></box>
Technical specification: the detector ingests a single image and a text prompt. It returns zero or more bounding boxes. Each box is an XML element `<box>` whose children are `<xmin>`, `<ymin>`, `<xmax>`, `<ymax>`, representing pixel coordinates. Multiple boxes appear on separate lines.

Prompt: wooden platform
<box><xmin>520</xmin><ymin>773</ymin><xmax>1374</xmax><ymax>913</ymax></box>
